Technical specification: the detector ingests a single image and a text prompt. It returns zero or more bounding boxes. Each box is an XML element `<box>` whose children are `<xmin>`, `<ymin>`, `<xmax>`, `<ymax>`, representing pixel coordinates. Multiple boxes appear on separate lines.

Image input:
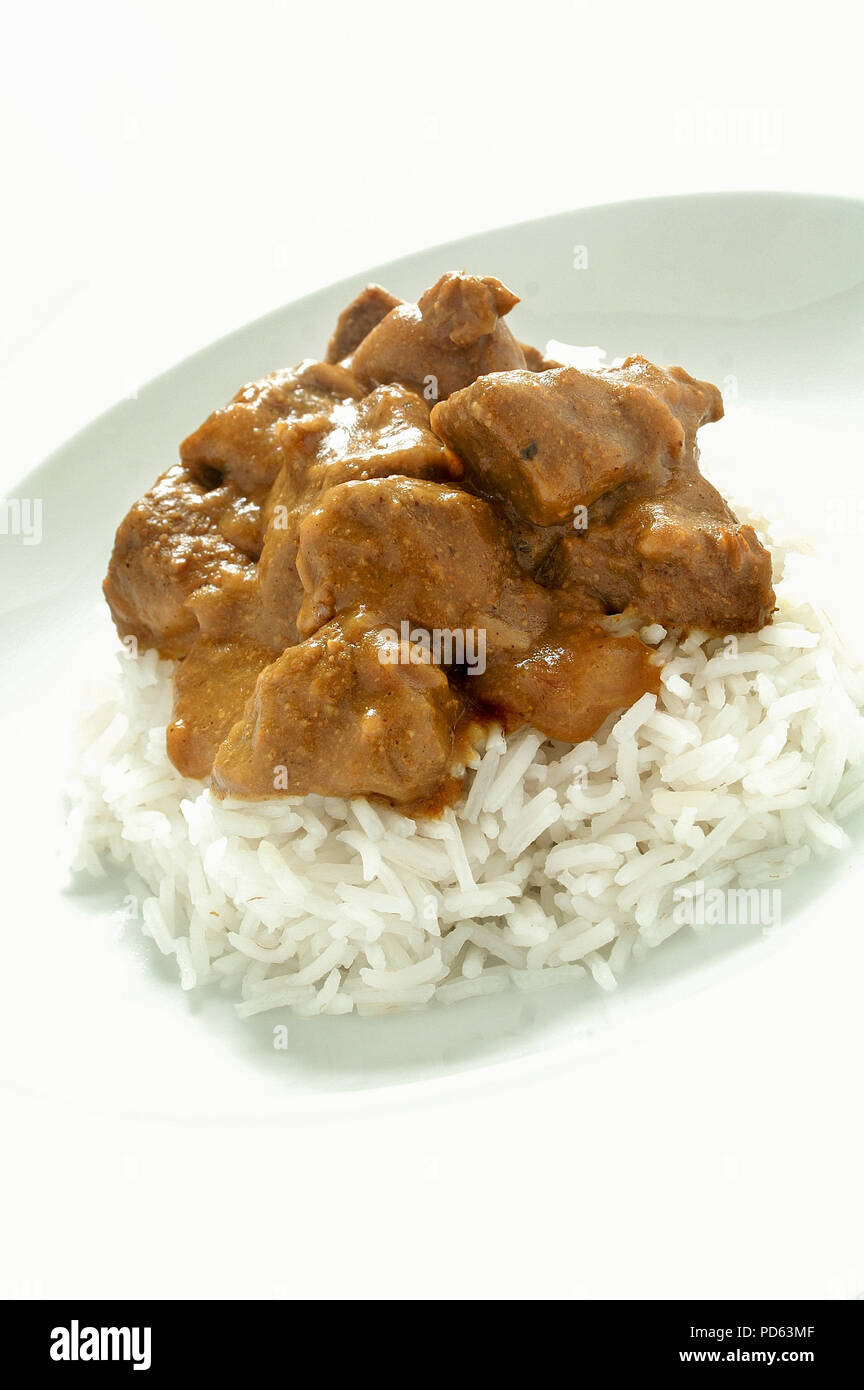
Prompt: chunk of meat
<box><xmin>186</xmin><ymin>570</ymin><xmax>275</xmax><ymax>648</ymax></box>
<box><xmin>474</xmin><ymin>623</ymin><xmax>660</xmax><ymax>744</ymax></box>
<box><xmin>549</xmin><ymin>469</ymin><xmax>775</xmax><ymax>633</ymax></box>
<box><xmin>255</xmin><ymin>386</ymin><xmax>464</xmax><ymax>649</ymax></box>
<box><xmin>180</xmin><ymin>359</ymin><xmax>363</xmax><ymax>497</ymax></box>
<box><xmin>420</xmin><ymin>272</ymin><xmax>519</xmax><ymax>345</ymax></box>
<box><xmin>211</xmin><ymin>610</ymin><xmax>462</xmax><ymax>804</ymax></box>
<box><xmin>103</xmin><ymin>464</ymin><xmax>257</xmax><ymax>658</ymax></box>
<box><xmin>432</xmin><ymin>357</ymin><xmax>724</xmax><ymax>526</ymax></box>
<box><xmin>287</xmin><ymin>383</ymin><xmax>463</xmax><ymax>501</ymax></box>
<box><xmin>295</xmin><ymin>475</ymin><xmax>656</xmax><ymax>747</ymax></box>
<box><xmin>295</xmin><ymin>475</ymin><xmax>552</xmax><ymax>645</ymax></box>
<box><xmin>351</xmin><ymin>272</ymin><xmax>527</xmax><ymax>400</ymax></box>
<box><xmin>326</xmin><ymin>284</ymin><xmax>402</xmax><ymax>363</ymax></box>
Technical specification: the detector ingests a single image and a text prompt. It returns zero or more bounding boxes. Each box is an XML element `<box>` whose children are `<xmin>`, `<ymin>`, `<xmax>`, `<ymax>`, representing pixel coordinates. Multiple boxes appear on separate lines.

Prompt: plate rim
<box><xmin>7</xmin><ymin>187</ymin><xmax>864</xmax><ymax>500</ymax></box>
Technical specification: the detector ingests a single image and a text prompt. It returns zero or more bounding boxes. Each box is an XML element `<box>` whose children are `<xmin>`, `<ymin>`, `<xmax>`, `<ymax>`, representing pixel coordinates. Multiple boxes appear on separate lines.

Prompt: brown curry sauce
<box><xmin>104</xmin><ymin>272</ymin><xmax>775</xmax><ymax>813</ymax></box>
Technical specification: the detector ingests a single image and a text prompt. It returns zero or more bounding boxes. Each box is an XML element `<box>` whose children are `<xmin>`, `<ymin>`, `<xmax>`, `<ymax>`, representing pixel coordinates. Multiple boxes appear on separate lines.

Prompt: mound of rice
<box><xmin>66</xmin><ymin>525</ymin><xmax>864</xmax><ymax>1017</ymax></box>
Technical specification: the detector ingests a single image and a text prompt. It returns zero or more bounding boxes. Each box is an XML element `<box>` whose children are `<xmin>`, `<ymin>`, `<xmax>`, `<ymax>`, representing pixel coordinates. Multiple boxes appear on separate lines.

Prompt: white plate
<box><xmin>3</xmin><ymin>193</ymin><xmax>864</xmax><ymax>1298</ymax></box>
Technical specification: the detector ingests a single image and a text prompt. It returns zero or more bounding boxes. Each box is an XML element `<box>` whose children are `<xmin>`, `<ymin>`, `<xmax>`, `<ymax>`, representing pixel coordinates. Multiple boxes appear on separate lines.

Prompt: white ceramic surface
<box><xmin>2</xmin><ymin>193</ymin><xmax>863</xmax><ymax>1298</ymax></box>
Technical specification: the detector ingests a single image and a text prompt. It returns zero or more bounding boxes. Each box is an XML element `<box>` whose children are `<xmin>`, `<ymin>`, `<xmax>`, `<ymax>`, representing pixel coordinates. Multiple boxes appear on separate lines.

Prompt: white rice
<box><xmin>65</xmin><ymin>522</ymin><xmax>864</xmax><ymax>1017</ymax></box>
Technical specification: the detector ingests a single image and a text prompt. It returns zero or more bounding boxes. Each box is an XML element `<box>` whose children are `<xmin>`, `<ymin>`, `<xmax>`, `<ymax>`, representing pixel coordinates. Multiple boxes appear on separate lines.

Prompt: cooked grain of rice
<box><xmin>65</xmin><ymin>517</ymin><xmax>864</xmax><ymax>1017</ymax></box>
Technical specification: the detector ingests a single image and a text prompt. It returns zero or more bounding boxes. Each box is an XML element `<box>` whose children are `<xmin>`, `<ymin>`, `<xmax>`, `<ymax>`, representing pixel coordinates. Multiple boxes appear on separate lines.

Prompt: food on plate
<box><xmin>69</xmin><ymin>271</ymin><xmax>864</xmax><ymax>1018</ymax></box>
<box><xmin>103</xmin><ymin>272</ymin><xmax>774</xmax><ymax>813</ymax></box>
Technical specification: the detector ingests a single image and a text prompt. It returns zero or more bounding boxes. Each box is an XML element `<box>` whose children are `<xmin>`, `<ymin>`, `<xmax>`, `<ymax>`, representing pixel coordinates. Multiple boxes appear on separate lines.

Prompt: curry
<box><xmin>104</xmin><ymin>272</ymin><xmax>774</xmax><ymax>811</ymax></box>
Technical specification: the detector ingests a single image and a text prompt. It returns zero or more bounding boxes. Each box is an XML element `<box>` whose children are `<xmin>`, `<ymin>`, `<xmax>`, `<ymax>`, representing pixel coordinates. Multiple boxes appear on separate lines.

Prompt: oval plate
<box><xmin>2</xmin><ymin>191</ymin><xmax>863</xmax><ymax>1123</ymax></box>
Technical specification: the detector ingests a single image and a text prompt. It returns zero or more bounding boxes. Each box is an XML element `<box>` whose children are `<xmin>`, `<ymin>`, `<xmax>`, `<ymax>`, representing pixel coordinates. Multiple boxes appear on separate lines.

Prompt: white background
<box><xmin>2</xmin><ymin>0</ymin><xmax>863</xmax><ymax>1302</ymax></box>
<box><xmin>3</xmin><ymin>0</ymin><xmax>862</xmax><ymax>489</ymax></box>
